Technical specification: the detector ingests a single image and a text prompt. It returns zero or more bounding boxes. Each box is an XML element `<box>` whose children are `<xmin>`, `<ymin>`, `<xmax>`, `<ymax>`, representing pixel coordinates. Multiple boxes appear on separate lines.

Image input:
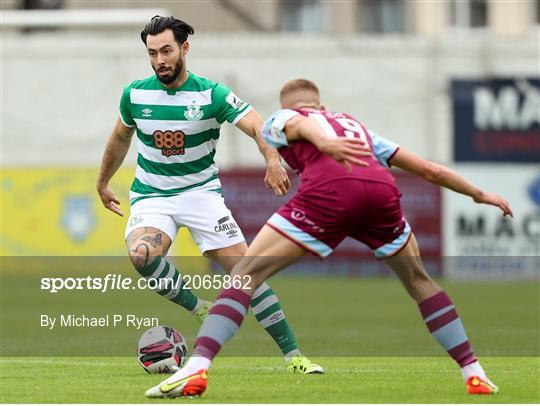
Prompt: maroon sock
<box><xmin>193</xmin><ymin>287</ymin><xmax>252</xmax><ymax>361</ymax></box>
<box><xmin>419</xmin><ymin>291</ymin><xmax>477</xmax><ymax>367</ymax></box>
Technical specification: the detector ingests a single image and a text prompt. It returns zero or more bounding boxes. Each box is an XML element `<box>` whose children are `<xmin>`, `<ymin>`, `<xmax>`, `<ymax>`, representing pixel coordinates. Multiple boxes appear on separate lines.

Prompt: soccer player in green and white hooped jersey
<box><xmin>97</xmin><ymin>16</ymin><xmax>322</xmax><ymax>374</ymax></box>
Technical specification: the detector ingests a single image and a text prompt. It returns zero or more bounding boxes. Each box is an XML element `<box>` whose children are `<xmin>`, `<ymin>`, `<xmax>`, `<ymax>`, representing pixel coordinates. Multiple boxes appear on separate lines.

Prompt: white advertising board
<box><xmin>443</xmin><ymin>164</ymin><xmax>539</xmax><ymax>279</ymax></box>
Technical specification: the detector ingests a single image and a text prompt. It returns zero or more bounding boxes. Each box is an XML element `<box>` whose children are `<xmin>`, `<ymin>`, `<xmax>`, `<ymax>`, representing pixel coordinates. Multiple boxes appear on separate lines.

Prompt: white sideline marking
<box><xmin>0</xmin><ymin>359</ymin><xmax>462</xmax><ymax>373</ymax></box>
<box><xmin>0</xmin><ymin>359</ymin><xmax>134</xmax><ymax>367</ymax></box>
<box><xmin>214</xmin><ymin>365</ymin><xmax>457</xmax><ymax>373</ymax></box>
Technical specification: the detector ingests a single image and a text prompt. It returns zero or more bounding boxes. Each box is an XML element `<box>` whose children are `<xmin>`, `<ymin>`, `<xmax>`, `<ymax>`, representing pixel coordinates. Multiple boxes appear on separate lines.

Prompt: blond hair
<box><xmin>279</xmin><ymin>79</ymin><xmax>320</xmax><ymax>109</ymax></box>
<box><xmin>280</xmin><ymin>79</ymin><xmax>319</xmax><ymax>99</ymax></box>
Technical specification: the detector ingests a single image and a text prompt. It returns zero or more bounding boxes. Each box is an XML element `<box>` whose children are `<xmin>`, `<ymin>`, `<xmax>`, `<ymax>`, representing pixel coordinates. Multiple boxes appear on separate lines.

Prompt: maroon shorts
<box><xmin>266</xmin><ymin>178</ymin><xmax>411</xmax><ymax>258</ymax></box>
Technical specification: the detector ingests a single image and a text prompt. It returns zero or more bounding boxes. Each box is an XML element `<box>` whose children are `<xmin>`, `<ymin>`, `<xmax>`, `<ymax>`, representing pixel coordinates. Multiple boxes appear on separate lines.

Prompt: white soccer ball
<box><xmin>137</xmin><ymin>326</ymin><xmax>188</xmax><ymax>374</ymax></box>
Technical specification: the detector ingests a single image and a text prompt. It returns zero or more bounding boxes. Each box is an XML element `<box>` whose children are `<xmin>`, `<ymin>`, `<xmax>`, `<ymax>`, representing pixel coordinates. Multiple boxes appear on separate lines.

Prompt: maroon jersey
<box><xmin>262</xmin><ymin>108</ymin><xmax>409</xmax><ymax>259</ymax></box>
<box><xmin>264</xmin><ymin>108</ymin><xmax>399</xmax><ymax>189</ymax></box>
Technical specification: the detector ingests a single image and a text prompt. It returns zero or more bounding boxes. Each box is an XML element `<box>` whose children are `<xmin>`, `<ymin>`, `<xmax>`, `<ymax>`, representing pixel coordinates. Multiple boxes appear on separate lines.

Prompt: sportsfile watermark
<box><xmin>2</xmin><ymin>256</ymin><xmax>538</xmax><ymax>357</ymax></box>
<box><xmin>41</xmin><ymin>274</ymin><xmax>252</xmax><ymax>293</ymax></box>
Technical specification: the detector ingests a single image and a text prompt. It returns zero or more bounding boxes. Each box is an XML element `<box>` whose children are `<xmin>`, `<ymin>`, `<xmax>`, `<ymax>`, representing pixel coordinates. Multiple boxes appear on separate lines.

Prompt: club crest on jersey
<box><xmin>226</xmin><ymin>92</ymin><xmax>246</xmax><ymax>110</ymax></box>
<box><xmin>184</xmin><ymin>101</ymin><xmax>203</xmax><ymax>121</ymax></box>
<box><xmin>142</xmin><ymin>108</ymin><xmax>153</xmax><ymax>118</ymax></box>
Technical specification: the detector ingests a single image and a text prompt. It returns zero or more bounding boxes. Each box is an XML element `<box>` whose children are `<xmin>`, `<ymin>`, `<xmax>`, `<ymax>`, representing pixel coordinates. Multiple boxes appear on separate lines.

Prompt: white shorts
<box><xmin>125</xmin><ymin>190</ymin><xmax>245</xmax><ymax>253</ymax></box>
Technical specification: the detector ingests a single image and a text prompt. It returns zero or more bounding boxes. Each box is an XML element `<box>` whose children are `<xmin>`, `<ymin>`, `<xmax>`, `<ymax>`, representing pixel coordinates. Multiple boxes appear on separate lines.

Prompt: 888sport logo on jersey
<box><xmin>152</xmin><ymin>130</ymin><xmax>185</xmax><ymax>157</ymax></box>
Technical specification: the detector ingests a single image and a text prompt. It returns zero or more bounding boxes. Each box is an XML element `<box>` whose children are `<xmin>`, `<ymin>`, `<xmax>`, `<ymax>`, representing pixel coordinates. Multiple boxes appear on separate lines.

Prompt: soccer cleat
<box><xmin>145</xmin><ymin>369</ymin><xmax>208</xmax><ymax>398</ymax></box>
<box><xmin>466</xmin><ymin>376</ymin><xmax>500</xmax><ymax>395</ymax></box>
<box><xmin>287</xmin><ymin>355</ymin><xmax>324</xmax><ymax>374</ymax></box>
<box><xmin>195</xmin><ymin>301</ymin><xmax>212</xmax><ymax>323</ymax></box>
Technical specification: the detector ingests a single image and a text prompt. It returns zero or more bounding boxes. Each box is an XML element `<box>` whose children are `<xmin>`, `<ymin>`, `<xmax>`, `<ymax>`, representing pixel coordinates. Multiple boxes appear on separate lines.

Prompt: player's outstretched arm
<box><xmin>236</xmin><ymin>109</ymin><xmax>291</xmax><ymax>196</ymax></box>
<box><xmin>284</xmin><ymin>115</ymin><xmax>372</xmax><ymax>170</ymax></box>
<box><xmin>96</xmin><ymin>118</ymin><xmax>135</xmax><ymax>217</ymax></box>
<box><xmin>389</xmin><ymin>148</ymin><xmax>513</xmax><ymax>217</ymax></box>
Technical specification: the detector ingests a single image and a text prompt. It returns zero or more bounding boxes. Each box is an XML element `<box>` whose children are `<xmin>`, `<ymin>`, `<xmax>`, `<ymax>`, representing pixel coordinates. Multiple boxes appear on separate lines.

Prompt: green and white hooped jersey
<box><xmin>119</xmin><ymin>72</ymin><xmax>252</xmax><ymax>205</ymax></box>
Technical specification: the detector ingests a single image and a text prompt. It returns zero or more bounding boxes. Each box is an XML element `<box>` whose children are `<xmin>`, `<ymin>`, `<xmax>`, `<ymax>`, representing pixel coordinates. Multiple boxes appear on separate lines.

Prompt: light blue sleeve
<box><xmin>369</xmin><ymin>130</ymin><xmax>400</xmax><ymax>168</ymax></box>
<box><xmin>262</xmin><ymin>109</ymin><xmax>300</xmax><ymax>148</ymax></box>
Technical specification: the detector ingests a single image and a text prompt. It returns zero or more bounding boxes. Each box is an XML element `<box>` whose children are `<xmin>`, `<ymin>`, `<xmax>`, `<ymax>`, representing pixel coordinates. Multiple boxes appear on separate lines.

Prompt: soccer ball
<box><xmin>137</xmin><ymin>326</ymin><xmax>188</xmax><ymax>374</ymax></box>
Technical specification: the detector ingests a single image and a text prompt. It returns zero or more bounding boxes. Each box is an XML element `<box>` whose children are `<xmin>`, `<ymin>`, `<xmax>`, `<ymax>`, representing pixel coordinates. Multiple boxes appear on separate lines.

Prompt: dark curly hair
<box><xmin>141</xmin><ymin>15</ymin><xmax>194</xmax><ymax>46</ymax></box>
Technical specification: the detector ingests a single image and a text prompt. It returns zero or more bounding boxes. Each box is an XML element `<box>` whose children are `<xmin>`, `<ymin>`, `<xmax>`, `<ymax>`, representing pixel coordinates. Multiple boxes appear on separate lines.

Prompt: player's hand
<box><xmin>473</xmin><ymin>191</ymin><xmax>514</xmax><ymax>217</ymax></box>
<box><xmin>264</xmin><ymin>162</ymin><xmax>291</xmax><ymax>196</ymax></box>
<box><xmin>318</xmin><ymin>137</ymin><xmax>372</xmax><ymax>172</ymax></box>
<box><xmin>97</xmin><ymin>185</ymin><xmax>124</xmax><ymax>217</ymax></box>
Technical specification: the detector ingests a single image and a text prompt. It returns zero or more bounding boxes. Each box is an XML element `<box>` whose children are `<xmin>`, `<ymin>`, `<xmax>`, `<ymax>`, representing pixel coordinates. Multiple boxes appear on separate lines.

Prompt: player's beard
<box><xmin>154</xmin><ymin>59</ymin><xmax>183</xmax><ymax>85</ymax></box>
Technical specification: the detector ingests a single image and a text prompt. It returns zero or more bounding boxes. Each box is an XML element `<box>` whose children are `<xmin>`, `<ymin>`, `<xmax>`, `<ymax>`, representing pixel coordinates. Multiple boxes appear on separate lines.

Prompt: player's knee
<box><xmin>230</xmin><ymin>262</ymin><xmax>249</xmax><ymax>279</ymax></box>
<box><xmin>127</xmin><ymin>239</ymin><xmax>161</xmax><ymax>271</ymax></box>
<box><xmin>230</xmin><ymin>261</ymin><xmax>265</xmax><ymax>291</ymax></box>
<box><xmin>403</xmin><ymin>269</ymin><xmax>438</xmax><ymax>300</ymax></box>
<box><xmin>403</xmin><ymin>270</ymin><xmax>427</xmax><ymax>289</ymax></box>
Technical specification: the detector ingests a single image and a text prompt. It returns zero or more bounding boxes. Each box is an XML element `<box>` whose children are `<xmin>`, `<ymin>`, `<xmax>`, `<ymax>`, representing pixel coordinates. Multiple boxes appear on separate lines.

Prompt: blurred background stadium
<box><xmin>1</xmin><ymin>0</ymin><xmax>538</xmax><ymax>278</ymax></box>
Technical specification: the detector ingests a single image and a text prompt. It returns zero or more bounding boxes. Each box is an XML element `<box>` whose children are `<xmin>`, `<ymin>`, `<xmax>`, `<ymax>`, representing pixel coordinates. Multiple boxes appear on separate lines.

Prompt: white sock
<box><xmin>180</xmin><ymin>356</ymin><xmax>212</xmax><ymax>377</ymax></box>
<box><xmin>460</xmin><ymin>361</ymin><xmax>487</xmax><ymax>381</ymax></box>
<box><xmin>284</xmin><ymin>349</ymin><xmax>302</xmax><ymax>363</ymax></box>
<box><xmin>190</xmin><ymin>299</ymin><xmax>205</xmax><ymax>315</ymax></box>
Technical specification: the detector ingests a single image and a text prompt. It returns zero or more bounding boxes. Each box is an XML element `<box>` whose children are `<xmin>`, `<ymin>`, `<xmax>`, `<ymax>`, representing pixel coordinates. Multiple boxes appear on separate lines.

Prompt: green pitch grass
<box><xmin>1</xmin><ymin>272</ymin><xmax>539</xmax><ymax>403</ymax></box>
<box><xmin>1</xmin><ymin>356</ymin><xmax>538</xmax><ymax>403</ymax></box>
